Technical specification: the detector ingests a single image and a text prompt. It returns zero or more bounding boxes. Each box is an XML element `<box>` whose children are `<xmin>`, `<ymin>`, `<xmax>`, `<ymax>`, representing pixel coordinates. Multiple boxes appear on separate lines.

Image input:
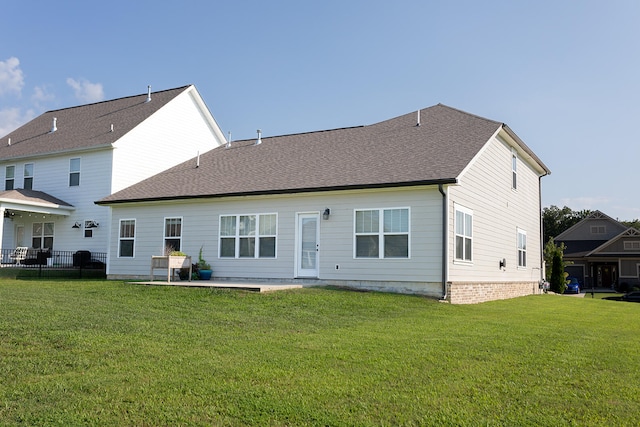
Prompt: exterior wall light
<box><xmin>323</xmin><ymin>208</ymin><xmax>331</xmax><ymax>220</ymax></box>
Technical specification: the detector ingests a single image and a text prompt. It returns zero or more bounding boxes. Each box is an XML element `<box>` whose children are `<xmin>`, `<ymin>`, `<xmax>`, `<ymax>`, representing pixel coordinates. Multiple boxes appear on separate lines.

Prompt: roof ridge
<box><xmin>434</xmin><ymin>103</ymin><xmax>503</xmax><ymax>125</ymax></box>
<box><xmin>43</xmin><ymin>84</ymin><xmax>192</xmax><ymax>114</ymax></box>
<box><xmin>232</xmin><ymin>125</ymin><xmax>365</xmax><ymax>143</ymax></box>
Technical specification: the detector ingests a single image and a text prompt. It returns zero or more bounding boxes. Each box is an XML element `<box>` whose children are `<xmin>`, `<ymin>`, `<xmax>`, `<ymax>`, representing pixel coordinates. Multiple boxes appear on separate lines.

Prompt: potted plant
<box><xmin>197</xmin><ymin>246</ymin><xmax>213</xmax><ymax>280</ymax></box>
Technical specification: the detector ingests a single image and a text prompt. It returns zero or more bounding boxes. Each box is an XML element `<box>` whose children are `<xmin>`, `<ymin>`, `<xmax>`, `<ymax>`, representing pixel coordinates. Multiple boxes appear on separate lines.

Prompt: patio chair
<box><xmin>9</xmin><ymin>247</ymin><xmax>29</xmax><ymax>264</ymax></box>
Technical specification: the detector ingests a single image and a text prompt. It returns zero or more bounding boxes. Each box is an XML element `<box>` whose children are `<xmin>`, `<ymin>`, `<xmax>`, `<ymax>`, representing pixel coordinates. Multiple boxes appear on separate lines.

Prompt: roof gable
<box><xmin>555</xmin><ymin>210</ymin><xmax>628</xmax><ymax>241</ymax></box>
<box><xmin>587</xmin><ymin>227</ymin><xmax>640</xmax><ymax>256</ymax></box>
<box><xmin>0</xmin><ymin>85</ymin><xmax>192</xmax><ymax>160</ymax></box>
<box><xmin>98</xmin><ymin>104</ymin><xmax>546</xmax><ymax>205</ymax></box>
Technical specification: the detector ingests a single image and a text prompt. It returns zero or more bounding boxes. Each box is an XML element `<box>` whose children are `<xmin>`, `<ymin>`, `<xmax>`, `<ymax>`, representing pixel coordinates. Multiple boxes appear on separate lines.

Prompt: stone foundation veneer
<box><xmin>447</xmin><ymin>281</ymin><xmax>542</xmax><ymax>304</ymax></box>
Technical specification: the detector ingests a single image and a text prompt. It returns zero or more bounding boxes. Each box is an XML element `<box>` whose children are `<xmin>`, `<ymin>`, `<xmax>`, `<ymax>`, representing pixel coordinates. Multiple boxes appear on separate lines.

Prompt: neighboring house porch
<box><xmin>555</xmin><ymin>211</ymin><xmax>640</xmax><ymax>292</ymax></box>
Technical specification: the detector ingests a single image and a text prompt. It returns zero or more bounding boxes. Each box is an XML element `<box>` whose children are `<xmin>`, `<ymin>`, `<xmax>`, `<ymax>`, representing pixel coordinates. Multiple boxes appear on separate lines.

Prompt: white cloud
<box><xmin>66</xmin><ymin>78</ymin><xmax>104</xmax><ymax>103</ymax></box>
<box><xmin>0</xmin><ymin>107</ymin><xmax>36</xmax><ymax>138</ymax></box>
<box><xmin>31</xmin><ymin>85</ymin><xmax>55</xmax><ymax>109</ymax></box>
<box><xmin>0</xmin><ymin>57</ymin><xmax>25</xmax><ymax>97</ymax></box>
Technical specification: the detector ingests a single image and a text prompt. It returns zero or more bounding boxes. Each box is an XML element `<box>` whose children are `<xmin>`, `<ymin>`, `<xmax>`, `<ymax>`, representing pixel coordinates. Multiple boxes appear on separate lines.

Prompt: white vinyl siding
<box><xmin>110</xmin><ymin>88</ymin><xmax>225</xmax><ymax>193</ymax></box>
<box><xmin>219</xmin><ymin>213</ymin><xmax>277</xmax><ymax>259</ymax></box>
<box><xmin>517</xmin><ymin>228</ymin><xmax>527</xmax><ymax>268</ymax></box>
<box><xmin>454</xmin><ymin>205</ymin><xmax>472</xmax><ymax>262</ymax></box>
<box><xmin>106</xmin><ymin>187</ymin><xmax>443</xmax><ymax>292</ymax></box>
<box><xmin>354</xmin><ymin>208</ymin><xmax>409</xmax><ymax>259</ymax></box>
<box><xmin>449</xmin><ymin>133</ymin><xmax>543</xmax><ymax>283</ymax></box>
<box><xmin>119</xmin><ymin>219</ymin><xmax>136</xmax><ymax>258</ymax></box>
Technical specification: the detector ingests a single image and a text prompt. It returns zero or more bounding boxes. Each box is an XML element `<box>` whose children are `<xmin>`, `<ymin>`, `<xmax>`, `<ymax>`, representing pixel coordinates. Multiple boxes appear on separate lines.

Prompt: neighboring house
<box><xmin>98</xmin><ymin>104</ymin><xmax>550</xmax><ymax>304</ymax></box>
<box><xmin>554</xmin><ymin>210</ymin><xmax>640</xmax><ymax>291</ymax></box>
<box><xmin>0</xmin><ymin>85</ymin><xmax>226</xmax><ymax>263</ymax></box>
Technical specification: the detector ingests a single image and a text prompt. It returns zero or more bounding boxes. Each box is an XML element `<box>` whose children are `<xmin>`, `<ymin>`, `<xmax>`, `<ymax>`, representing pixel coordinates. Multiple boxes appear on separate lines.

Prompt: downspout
<box><xmin>438</xmin><ymin>184</ymin><xmax>448</xmax><ymax>300</ymax></box>
<box><xmin>539</xmin><ymin>175</ymin><xmax>544</xmax><ymax>285</ymax></box>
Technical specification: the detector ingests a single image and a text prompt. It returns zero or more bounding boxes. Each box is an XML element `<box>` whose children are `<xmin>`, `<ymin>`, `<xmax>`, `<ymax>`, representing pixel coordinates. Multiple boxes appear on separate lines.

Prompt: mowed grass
<box><xmin>1</xmin><ymin>280</ymin><xmax>639</xmax><ymax>426</ymax></box>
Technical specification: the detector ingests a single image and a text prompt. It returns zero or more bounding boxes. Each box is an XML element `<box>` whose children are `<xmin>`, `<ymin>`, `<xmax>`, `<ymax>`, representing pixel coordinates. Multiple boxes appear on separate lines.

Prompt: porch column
<box><xmin>0</xmin><ymin>207</ymin><xmax>5</xmax><ymax>252</ymax></box>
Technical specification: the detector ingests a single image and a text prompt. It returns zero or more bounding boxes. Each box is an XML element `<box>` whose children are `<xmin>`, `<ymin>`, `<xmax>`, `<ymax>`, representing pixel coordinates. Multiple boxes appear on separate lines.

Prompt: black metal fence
<box><xmin>1</xmin><ymin>248</ymin><xmax>106</xmax><ymax>279</ymax></box>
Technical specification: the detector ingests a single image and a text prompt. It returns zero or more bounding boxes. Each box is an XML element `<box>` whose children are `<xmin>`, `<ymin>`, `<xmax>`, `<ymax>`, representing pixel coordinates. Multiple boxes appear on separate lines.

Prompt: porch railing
<box><xmin>0</xmin><ymin>248</ymin><xmax>106</xmax><ymax>279</ymax></box>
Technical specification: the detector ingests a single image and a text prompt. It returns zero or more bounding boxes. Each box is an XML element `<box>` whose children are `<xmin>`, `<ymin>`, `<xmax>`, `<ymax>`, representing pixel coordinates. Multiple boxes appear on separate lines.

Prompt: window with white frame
<box><xmin>5</xmin><ymin>165</ymin><xmax>14</xmax><ymax>190</ymax></box>
<box><xmin>624</xmin><ymin>241</ymin><xmax>640</xmax><ymax>250</ymax></box>
<box><xmin>455</xmin><ymin>206</ymin><xmax>473</xmax><ymax>262</ymax></box>
<box><xmin>119</xmin><ymin>219</ymin><xmax>135</xmax><ymax>257</ymax></box>
<box><xmin>219</xmin><ymin>213</ymin><xmax>277</xmax><ymax>258</ymax></box>
<box><xmin>355</xmin><ymin>208</ymin><xmax>409</xmax><ymax>258</ymax></box>
<box><xmin>32</xmin><ymin>222</ymin><xmax>54</xmax><ymax>249</ymax></box>
<box><xmin>69</xmin><ymin>158</ymin><xmax>80</xmax><ymax>187</ymax></box>
<box><xmin>517</xmin><ymin>228</ymin><xmax>527</xmax><ymax>268</ymax></box>
<box><xmin>23</xmin><ymin>163</ymin><xmax>34</xmax><ymax>190</ymax></box>
<box><xmin>511</xmin><ymin>149</ymin><xmax>518</xmax><ymax>190</ymax></box>
<box><xmin>164</xmin><ymin>217</ymin><xmax>182</xmax><ymax>252</ymax></box>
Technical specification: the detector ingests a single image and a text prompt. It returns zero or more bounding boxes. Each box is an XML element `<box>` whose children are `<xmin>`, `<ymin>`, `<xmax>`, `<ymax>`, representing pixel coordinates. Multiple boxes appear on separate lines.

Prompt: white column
<box><xmin>0</xmin><ymin>207</ymin><xmax>5</xmax><ymax>254</ymax></box>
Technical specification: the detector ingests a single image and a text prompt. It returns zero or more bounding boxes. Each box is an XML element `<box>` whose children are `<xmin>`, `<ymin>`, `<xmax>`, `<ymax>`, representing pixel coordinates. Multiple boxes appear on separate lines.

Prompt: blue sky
<box><xmin>1</xmin><ymin>0</ymin><xmax>639</xmax><ymax>220</ymax></box>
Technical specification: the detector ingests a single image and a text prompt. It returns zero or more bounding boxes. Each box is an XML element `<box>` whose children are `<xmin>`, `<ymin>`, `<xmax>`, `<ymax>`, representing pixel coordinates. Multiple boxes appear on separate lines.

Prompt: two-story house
<box><xmin>0</xmin><ymin>85</ymin><xmax>226</xmax><ymax>265</ymax></box>
<box><xmin>97</xmin><ymin>104</ymin><xmax>550</xmax><ymax>303</ymax></box>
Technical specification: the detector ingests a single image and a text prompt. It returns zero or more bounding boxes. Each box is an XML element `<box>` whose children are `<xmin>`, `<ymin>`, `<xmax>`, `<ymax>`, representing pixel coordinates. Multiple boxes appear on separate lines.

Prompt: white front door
<box><xmin>296</xmin><ymin>213</ymin><xmax>319</xmax><ymax>278</ymax></box>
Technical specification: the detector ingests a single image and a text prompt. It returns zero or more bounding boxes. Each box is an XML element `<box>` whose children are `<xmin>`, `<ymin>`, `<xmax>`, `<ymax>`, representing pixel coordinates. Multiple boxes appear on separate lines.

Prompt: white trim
<box><xmin>23</xmin><ymin>162</ymin><xmax>34</xmax><ymax>190</ymax></box>
<box><xmin>118</xmin><ymin>218</ymin><xmax>136</xmax><ymax>258</ymax></box>
<box><xmin>517</xmin><ymin>227</ymin><xmax>527</xmax><ymax>268</ymax></box>
<box><xmin>4</xmin><ymin>164</ymin><xmax>15</xmax><ymax>190</ymax></box>
<box><xmin>163</xmin><ymin>216</ymin><xmax>183</xmax><ymax>252</ymax></box>
<box><xmin>511</xmin><ymin>148</ymin><xmax>518</xmax><ymax>191</ymax></box>
<box><xmin>69</xmin><ymin>157</ymin><xmax>81</xmax><ymax>187</ymax></box>
<box><xmin>218</xmin><ymin>212</ymin><xmax>278</xmax><ymax>259</ymax></box>
<box><xmin>353</xmin><ymin>207</ymin><xmax>411</xmax><ymax>259</ymax></box>
<box><xmin>295</xmin><ymin>212</ymin><xmax>320</xmax><ymax>278</ymax></box>
<box><xmin>453</xmin><ymin>203</ymin><xmax>473</xmax><ymax>264</ymax></box>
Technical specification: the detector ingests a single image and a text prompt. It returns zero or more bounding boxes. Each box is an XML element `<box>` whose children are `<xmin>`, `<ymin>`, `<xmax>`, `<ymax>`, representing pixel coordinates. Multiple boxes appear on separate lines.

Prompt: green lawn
<box><xmin>1</xmin><ymin>280</ymin><xmax>638</xmax><ymax>426</ymax></box>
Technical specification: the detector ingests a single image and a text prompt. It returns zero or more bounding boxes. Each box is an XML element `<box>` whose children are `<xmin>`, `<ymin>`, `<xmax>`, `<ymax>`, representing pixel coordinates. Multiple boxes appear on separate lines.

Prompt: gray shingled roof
<box><xmin>97</xmin><ymin>104</ymin><xmax>549</xmax><ymax>205</ymax></box>
<box><xmin>0</xmin><ymin>85</ymin><xmax>191</xmax><ymax>160</ymax></box>
<box><xmin>0</xmin><ymin>189</ymin><xmax>74</xmax><ymax>209</ymax></box>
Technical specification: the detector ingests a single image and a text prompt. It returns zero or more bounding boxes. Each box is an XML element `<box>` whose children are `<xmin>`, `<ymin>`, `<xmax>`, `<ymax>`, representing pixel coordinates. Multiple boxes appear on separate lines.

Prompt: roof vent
<box><xmin>196</xmin><ymin>151</ymin><xmax>200</xmax><ymax>168</ymax></box>
<box><xmin>7</xmin><ymin>138</ymin><xmax>10</xmax><ymax>146</ymax></box>
<box><xmin>51</xmin><ymin>117</ymin><xmax>57</xmax><ymax>133</ymax></box>
<box><xmin>145</xmin><ymin>85</ymin><xmax>151</xmax><ymax>103</ymax></box>
<box><xmin>416</xmin><ymin>110</ymin><xmax>421</xmax><ymax>127</ymax></box>
<box><xmin>256</xmin><ymin>129</ymin><xmax>262</xmax><ymax>145</ymax></box>
<box><xmin>226</xmin><ymin>131</ymin><xmax>232</xmax><ymax>148</ymax></box>
<box><xmin>110</xmin><ymin>124</ymin><xmax>114</xmax><ymax>132</ymax></box>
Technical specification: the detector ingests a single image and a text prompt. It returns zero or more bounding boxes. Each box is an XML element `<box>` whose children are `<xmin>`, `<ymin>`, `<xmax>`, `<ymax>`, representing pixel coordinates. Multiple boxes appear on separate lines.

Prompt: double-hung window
<box><xmin>23</xmin><ymin>163</ymin><xmax>34</xmax><ymax>190</ymax></box>
<box><xmin>5</xmin><ymin>165</ymin><xmax>14</xmax><ymax>190</ymax></box>
<box><xmin>119</xmin><ymin>219</ymin><xmax>136</xmax><ymax>257</ymax></box>
<box><xmin>69</xmin><ymin>158</ymin><xmax>80</xmax><ymax>187</ymax></box>
<box><xmin>219</xmin><ymin>213</ymin><xmax>277</xmax><ymax>258</ymax></box>
<box><xmin>32</xmin><ymin>222</ymin><xmax>54</xmax><ymax>249</ymax></box>
<box><xmin>517</xmin><ymin>228</ymin><xmax>527</xmax><ymax>268</ymax></box>
<box><xmin>164</xmin><ymin>217</ymin><xmax>182</xmax><ymax>252</ymax></box>
<box><xmin>354</xmin><ymin>208</ymin><xmax>409</xmax><ymax>258</ymax></box>
<box><xmin>455</xmin><ymin>206</ymin><xmax>473</xmax><ymax>262</ymax></box>
<box><xmin>511</xmin><ymin>149</ymin><xmax>518</xmax><ymax>190</ymax></box>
